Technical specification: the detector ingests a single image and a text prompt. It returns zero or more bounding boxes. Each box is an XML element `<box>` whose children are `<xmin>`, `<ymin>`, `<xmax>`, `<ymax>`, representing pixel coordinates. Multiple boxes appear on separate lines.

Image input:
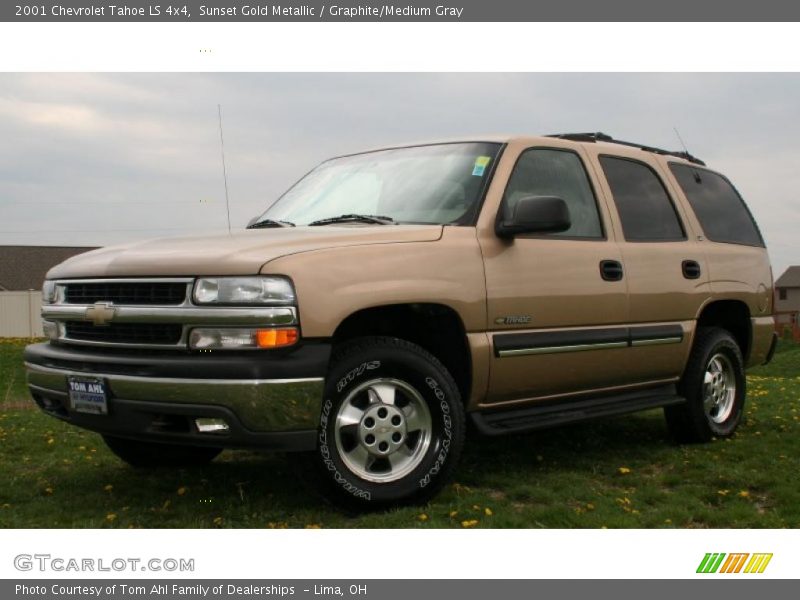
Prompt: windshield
<box><xmin>256</xmin><ymin>142</ymin><xmax>502</xmax><ymax>226</ymax></box>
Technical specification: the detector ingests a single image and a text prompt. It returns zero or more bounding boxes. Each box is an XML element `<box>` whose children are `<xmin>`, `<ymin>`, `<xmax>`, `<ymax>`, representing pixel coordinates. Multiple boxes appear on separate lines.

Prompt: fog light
<box><xmin>195</xmin><ymin>418</ymin><xmax>230</xmax><ymax>434</ymax></box>
<box><xmin>189</xmin><ymin>327</ymin><xmax>299</xmax><ymax>350</ymax></box>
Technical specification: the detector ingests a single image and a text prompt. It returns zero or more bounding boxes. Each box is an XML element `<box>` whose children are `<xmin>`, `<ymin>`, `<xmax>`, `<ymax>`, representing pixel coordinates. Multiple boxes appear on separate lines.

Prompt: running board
<box><xmin>471</xmin><ymin>385</ymin><xmax>686</xmax><ymax>436</ymax></box>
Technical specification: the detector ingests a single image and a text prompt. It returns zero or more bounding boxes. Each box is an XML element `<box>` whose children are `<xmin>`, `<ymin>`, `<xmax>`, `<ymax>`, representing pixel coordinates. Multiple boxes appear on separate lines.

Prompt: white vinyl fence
<box><xmin>0</xmin><ymin>291</ymin><xmax>43</xmax><ymax>337</ymax></box>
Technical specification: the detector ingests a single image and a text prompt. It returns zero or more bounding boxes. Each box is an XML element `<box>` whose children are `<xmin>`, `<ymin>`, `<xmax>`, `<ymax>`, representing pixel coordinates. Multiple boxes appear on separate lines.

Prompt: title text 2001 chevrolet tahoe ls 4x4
<box><xmin>25</xmin><ymin>132</ymin><xmax>777</xmax><ymax>508</ymax></box>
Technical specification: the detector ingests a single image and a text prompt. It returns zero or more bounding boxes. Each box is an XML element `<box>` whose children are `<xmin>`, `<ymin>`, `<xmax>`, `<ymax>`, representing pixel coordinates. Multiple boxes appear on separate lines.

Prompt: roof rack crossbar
<box><xmin>546</xmin><ymin>132</ymin><xmax>706</xmax><ymax>166</ymax></box>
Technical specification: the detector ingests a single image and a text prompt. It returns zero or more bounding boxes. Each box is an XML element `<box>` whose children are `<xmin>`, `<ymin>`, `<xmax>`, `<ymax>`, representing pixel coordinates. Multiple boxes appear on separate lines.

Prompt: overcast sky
<box><xmin>0</xmin><ymin>73</ymin><xmax>797</xmax><ymax>275</ymax></box>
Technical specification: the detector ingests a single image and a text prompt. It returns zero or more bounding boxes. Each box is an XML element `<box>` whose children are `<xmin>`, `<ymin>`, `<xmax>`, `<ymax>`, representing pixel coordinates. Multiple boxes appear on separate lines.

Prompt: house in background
<box><xmin>0</xmin><ymin>246</ymin><xmax>97</xmax><ymax>291</ymax></box>
<box><xmin>0</xmin><ymin>246</ymin><xmax>97</xmax><ymax>337</ymax></box>
<box><xmin>775</xmin><ymin>266</ymin><xmax>800</xmax><ymax>328</ymax></box>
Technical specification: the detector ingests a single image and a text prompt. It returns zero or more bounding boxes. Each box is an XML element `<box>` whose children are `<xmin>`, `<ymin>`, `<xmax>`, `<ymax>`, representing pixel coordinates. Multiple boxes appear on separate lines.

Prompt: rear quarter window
<box><xmin>599</xmin><ymin>155</ymin><xmax>685</xmax><ymax>241</ymax></box>
<box><xmin>669</xmin><ymin>163</ymin><xmax>764</xmax><ymax>247</ymax></box>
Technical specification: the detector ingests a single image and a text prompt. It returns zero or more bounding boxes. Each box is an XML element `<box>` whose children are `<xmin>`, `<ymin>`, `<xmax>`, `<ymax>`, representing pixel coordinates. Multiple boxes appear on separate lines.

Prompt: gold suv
<box><xmin>25</xmin><ymin>132</ymin><xmax>777</xmax><ymax>508</ymax></box>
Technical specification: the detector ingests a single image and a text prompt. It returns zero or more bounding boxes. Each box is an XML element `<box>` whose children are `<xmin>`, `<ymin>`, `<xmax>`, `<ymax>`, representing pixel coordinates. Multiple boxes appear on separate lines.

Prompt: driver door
<box><xmin>479</xmin><ymin>146</ymin><xmax>631</xmax><ymax>405</ymax></box>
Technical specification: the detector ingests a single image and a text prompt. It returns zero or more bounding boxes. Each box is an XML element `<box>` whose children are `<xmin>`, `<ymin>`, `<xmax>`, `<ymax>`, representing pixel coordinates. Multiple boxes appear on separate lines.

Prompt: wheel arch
<box><xmin>331</xmin><ymin>303</ymin><xmax>473</xmax><ymax>404</ymax></box>
<box><xmin>695</xmin><ymin>299</ymin><xmax>752</xmax><ymax>361</ymax></box>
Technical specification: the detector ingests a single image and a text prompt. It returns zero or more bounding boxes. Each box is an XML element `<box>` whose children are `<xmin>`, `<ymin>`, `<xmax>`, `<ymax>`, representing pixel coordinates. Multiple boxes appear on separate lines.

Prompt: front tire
<box><xmin>314</xmin><ymin>337</ymin><xmax>465</xmax><ymax>509</ymax></box>
<box><xmin>665</xmin><ymin>327</ymin><xmax>746</xmax><ymax>443</ymax></box>
<box><xmin>103</xmin><ymin>435</ymin><xmax>222</xmax><ymax>468</ymax></box>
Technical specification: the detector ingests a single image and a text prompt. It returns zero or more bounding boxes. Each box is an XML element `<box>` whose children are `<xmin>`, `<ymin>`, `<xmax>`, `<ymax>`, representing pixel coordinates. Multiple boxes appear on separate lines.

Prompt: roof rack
<box><xmin>546</xmin><ymin>132</ymin><xmax>706</xmax><ymax>166</ymax></box>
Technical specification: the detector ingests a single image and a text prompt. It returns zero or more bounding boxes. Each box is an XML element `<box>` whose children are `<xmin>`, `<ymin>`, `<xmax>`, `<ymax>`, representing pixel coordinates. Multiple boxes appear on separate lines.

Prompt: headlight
<box><xmin>193</xmin><ymin>276</ymin><xmax>296</xmax><ymax>305</ymax></box>
<box><xmin>42</xmin><ymin>280</ymin><xmax>56</xmax><ymax>304</ymax></box>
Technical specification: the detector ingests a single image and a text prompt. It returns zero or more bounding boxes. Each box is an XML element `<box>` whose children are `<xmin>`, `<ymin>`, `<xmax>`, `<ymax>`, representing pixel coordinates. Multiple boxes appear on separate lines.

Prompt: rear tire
<box><xmin>314</xmin><ymin>336</ymin><xmax>465</xmax><ymax>510</ymax></box>
<box><xmin>665</xmin><ymin>327</ymin><xmax>746</xmax><ymax>443</ymax></box>
<box><xmin>102</xmin><ymin>435</ymin><xmax>222</xmax><ymax>467</ymax></box>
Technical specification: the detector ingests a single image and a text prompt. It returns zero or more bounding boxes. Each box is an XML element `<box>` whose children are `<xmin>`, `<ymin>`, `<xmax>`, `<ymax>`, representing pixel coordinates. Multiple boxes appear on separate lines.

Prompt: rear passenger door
<box><xmin>593</xmin><ymin>154</ymin><xmax>710</xmax><ymax>383</ymax></box>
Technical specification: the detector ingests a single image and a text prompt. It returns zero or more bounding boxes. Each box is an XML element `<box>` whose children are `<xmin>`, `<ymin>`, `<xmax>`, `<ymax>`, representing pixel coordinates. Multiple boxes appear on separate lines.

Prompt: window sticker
<box><xmin>472</xmin><ymin>156</ymin><xmax>492</xmax><ymax>176</ymax></box>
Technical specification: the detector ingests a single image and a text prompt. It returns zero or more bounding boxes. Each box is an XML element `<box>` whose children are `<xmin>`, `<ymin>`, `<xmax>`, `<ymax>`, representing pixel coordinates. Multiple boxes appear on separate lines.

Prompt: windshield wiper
<box><xmin>247</xmin><ymin>219</ymin><xmax>295</xmax><ymax>229</ymax></box>
<box><xmin>308</xmin><ymin>214</ymin><xmax>395</xmax><ymax>226</ymax></box>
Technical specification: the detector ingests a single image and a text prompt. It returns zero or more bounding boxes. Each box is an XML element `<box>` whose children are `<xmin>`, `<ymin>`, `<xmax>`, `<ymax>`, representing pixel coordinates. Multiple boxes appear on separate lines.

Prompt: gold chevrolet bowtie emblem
<box><xmin>85</xmin><ymin>302</ymin><xmax>116</xmax><ymax>326</ymax></box>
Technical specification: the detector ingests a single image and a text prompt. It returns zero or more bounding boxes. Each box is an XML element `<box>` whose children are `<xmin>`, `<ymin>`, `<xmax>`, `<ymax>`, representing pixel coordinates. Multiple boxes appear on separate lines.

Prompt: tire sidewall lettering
<box><xmin>336</xmin><ymin>360</ymin><xmax>380</xmax><ymax>393</ymax></box>
<box><xmin>318</xmin><ymin>397</ymin><xmax>371</xmax><ymax>501</ymax></box>
<box><xmin>419</xmin><ymin>376</ymin><xmax>452</xmax><ymax>489</ymax></box>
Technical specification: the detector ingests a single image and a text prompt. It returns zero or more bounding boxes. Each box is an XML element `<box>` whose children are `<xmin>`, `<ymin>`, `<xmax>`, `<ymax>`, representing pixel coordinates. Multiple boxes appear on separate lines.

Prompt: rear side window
<box><xmin>669</xmin><ymin>163</ymin><xmax>764</xmax><ymax>247</ymax></box>
<box><xmin>502</xmin><ymin>148</ymin><xmax>603</xmax><ymax>238</ymax></box>
<box><xmin>599</xmin><ymin>156</ymin><xmax>685</xmax><ymax>241</ymax></box>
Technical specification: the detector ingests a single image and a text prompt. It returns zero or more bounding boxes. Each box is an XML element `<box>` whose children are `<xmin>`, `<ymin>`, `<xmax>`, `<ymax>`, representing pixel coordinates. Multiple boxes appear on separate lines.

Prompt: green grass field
<box><xmin>1</xmin><ymin>338</ymin><xmax>798</xmax><ymax>528</ymax></box>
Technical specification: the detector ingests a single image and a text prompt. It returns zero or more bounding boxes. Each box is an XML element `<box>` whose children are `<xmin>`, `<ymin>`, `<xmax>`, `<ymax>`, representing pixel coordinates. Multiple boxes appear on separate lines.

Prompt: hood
<box><xmin>47</xmin><ymin>225</ymin><xmax>444</xmax><ymax>279</ymax></box>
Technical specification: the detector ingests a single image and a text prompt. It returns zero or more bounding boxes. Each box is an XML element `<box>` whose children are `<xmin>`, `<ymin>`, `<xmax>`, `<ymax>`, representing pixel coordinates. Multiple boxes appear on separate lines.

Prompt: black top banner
<box><xmin>5</xmin><ymin>0</ymin><xmax>800</xmax><ymax>21</ymax></box>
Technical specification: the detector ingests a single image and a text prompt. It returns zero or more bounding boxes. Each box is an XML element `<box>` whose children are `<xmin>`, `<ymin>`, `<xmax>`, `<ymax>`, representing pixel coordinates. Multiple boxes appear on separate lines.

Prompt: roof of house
<box><xmin>775</xmin><ymin>266</ymin><xmax>800</xmax><ymax>288</ymax></box>
<box><xmin>0</xmin><ymin>246</ymin><xmax>98</xmax><ymax>291</ymax></box>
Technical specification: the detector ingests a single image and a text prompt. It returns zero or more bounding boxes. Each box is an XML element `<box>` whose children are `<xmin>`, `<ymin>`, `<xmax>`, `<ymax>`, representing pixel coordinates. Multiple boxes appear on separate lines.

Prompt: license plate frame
<box><xmin>67</xmin><ymin>376</ymin><xmax>109</xmax><ymax>415</ymax></box>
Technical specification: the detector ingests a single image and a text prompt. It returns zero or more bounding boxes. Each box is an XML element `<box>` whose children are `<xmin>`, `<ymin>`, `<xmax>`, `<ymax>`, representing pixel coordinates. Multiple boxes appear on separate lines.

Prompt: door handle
<box><xmin>600</xmin><ymin>260</ymin><xmax>624</xmax><ymax>282</ymax></box>
<box><xmin>682</xmin><ymin>260</ymin><xmax>702</xmax><ymax>280</ymax></box>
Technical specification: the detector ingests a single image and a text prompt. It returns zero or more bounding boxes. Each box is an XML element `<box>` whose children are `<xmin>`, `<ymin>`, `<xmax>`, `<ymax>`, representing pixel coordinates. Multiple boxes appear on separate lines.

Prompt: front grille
<box><xmin>65</xmin><ymin>322</ymin><xmax>183</xmax><ymax>345</ymax></box>
<box><xmin>64</xmin><ymin>282</ymin><xmax>188</xmax><ymax>305</ymax></box>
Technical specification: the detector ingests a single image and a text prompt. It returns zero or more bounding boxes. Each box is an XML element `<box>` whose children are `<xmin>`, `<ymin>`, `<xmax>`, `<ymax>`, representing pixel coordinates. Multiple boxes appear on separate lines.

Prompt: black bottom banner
<box><xmin>4</xmin><ymin>580</ymin><xmax>796</xmax><ymax>600</ymax></box>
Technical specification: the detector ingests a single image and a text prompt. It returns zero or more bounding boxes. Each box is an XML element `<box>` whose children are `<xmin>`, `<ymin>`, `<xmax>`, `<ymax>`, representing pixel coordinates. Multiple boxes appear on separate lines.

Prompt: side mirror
<box><xmin>496</xmin><ymin>195</ymin><xmax>571</xmax><ymax>238</ymax></box>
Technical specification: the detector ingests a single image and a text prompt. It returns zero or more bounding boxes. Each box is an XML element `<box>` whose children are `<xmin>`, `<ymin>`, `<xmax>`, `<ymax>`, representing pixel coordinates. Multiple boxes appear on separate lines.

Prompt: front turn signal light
<box><xmin>256</xmin><ymin>327</ymin><xmax>299</xmax><ymax>349</ymax></box>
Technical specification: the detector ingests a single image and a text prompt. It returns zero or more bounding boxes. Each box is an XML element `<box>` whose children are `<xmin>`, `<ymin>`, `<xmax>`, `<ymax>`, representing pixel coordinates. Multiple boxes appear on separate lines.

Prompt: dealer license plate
<box><xmin>67</xmin><ymin>376</ymin><xmax>108</xmax><ymax>415</ymax></box>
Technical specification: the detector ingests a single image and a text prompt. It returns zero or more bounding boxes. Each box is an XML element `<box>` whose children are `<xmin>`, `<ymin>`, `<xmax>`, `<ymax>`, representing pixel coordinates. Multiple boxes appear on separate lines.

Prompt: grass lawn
<box><xmin>1</xmin><ymin>337</ymin><xmax>798</xmax><ymax>528</ymax></box>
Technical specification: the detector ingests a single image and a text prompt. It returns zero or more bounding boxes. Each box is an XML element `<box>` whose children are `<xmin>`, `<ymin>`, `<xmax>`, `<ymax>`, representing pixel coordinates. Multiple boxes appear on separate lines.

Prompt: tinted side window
<box><xmin>600</xmin><ymin>156</ymin><xmax>685</xmax><ymax>241</ymax></box>
<box><xmin>502</xmin><ymin>148</ymin><xmax>603</xmax><ymax>238</ymax></box>
<box><xmin>669</xmin><ymin>163</ymin><xmax>764</xmax><ymax>247</ymax></box>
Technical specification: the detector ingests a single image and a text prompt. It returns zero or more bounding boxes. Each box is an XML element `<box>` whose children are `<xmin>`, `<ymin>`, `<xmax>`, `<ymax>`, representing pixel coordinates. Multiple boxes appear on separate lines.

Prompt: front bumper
<box><xmin>24</xmin><ymin>341</ymin><xmax>331</xmax><ymax>451</ymax></box>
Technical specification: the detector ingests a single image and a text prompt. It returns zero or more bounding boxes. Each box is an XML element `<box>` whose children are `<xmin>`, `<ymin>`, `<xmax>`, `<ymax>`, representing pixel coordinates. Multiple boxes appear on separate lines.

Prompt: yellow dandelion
<box><xmin>213</xmin><ymin>516</ymin><xmax>223</xmax><ymax>526</ymax></box>
<box><xmin>104</xmin><ymin>484</ymin><xmax>113</xmax><ymax>492</ymax></box>
<box><xmin>717</xmin><ymin>489</ymin><xmax>730</xmax><ymax>496</ymax></box>
<box><xmin>461</xmin><ymin>519</ymin><xmax>479</xmax><ymax>528</ymax></box>
<box><xmin>47</xmin><ymin>438</ymin><xmax>54</xmax><ymax>445</ymax></box>
<box><xmin>484</xmin><ymin>507</ymin><xmax>493</xmax><ymax>516</ymax></box>
<box><xmin>738</xmin><ymin>490</ymin><xmax>750</xmax><ymax>498</ymax></box>
<box><xmin>618</xmin><ymin>467</ymin><xmax>632</xmax><ymax>474</ymax></box>
<box><xmin>418</xmin><ymin>513</ymin><xmax>429</xmax><ymax>521</ymax></box>
<box><xmin>43</xmin><ymin>487</ymin><xmax>54</xmax><ymax>496</ymax></box>
<box><xmin>586</xmin><ymin>503</ymin><xmax>595</xmax><ymax>511</ymax></box>
<box><xmin>449</xmin><ymin>510</ymin><xmax>458</xmax><ymax>518</ymax></box>
<box><xmin>106</xmin><ymin>513</ymin><xmax>117</xmax><ymax>522</ymax></box>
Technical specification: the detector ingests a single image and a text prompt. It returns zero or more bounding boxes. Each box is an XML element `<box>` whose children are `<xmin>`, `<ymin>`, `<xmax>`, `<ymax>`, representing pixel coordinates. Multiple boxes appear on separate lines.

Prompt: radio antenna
<box><xmin>674</xmin><ymin>126</ymin><xmax>702</xmax><ymax>182</ymax></box>
<box><xmin>673</xmin><ymin>126</ymin><xmax>690</xmax><ymax>156</ymax></box>
<box><xmin>218</xmin><ymin>104</ymin><xmax>232</xmax><ymax>233</ymax></box>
